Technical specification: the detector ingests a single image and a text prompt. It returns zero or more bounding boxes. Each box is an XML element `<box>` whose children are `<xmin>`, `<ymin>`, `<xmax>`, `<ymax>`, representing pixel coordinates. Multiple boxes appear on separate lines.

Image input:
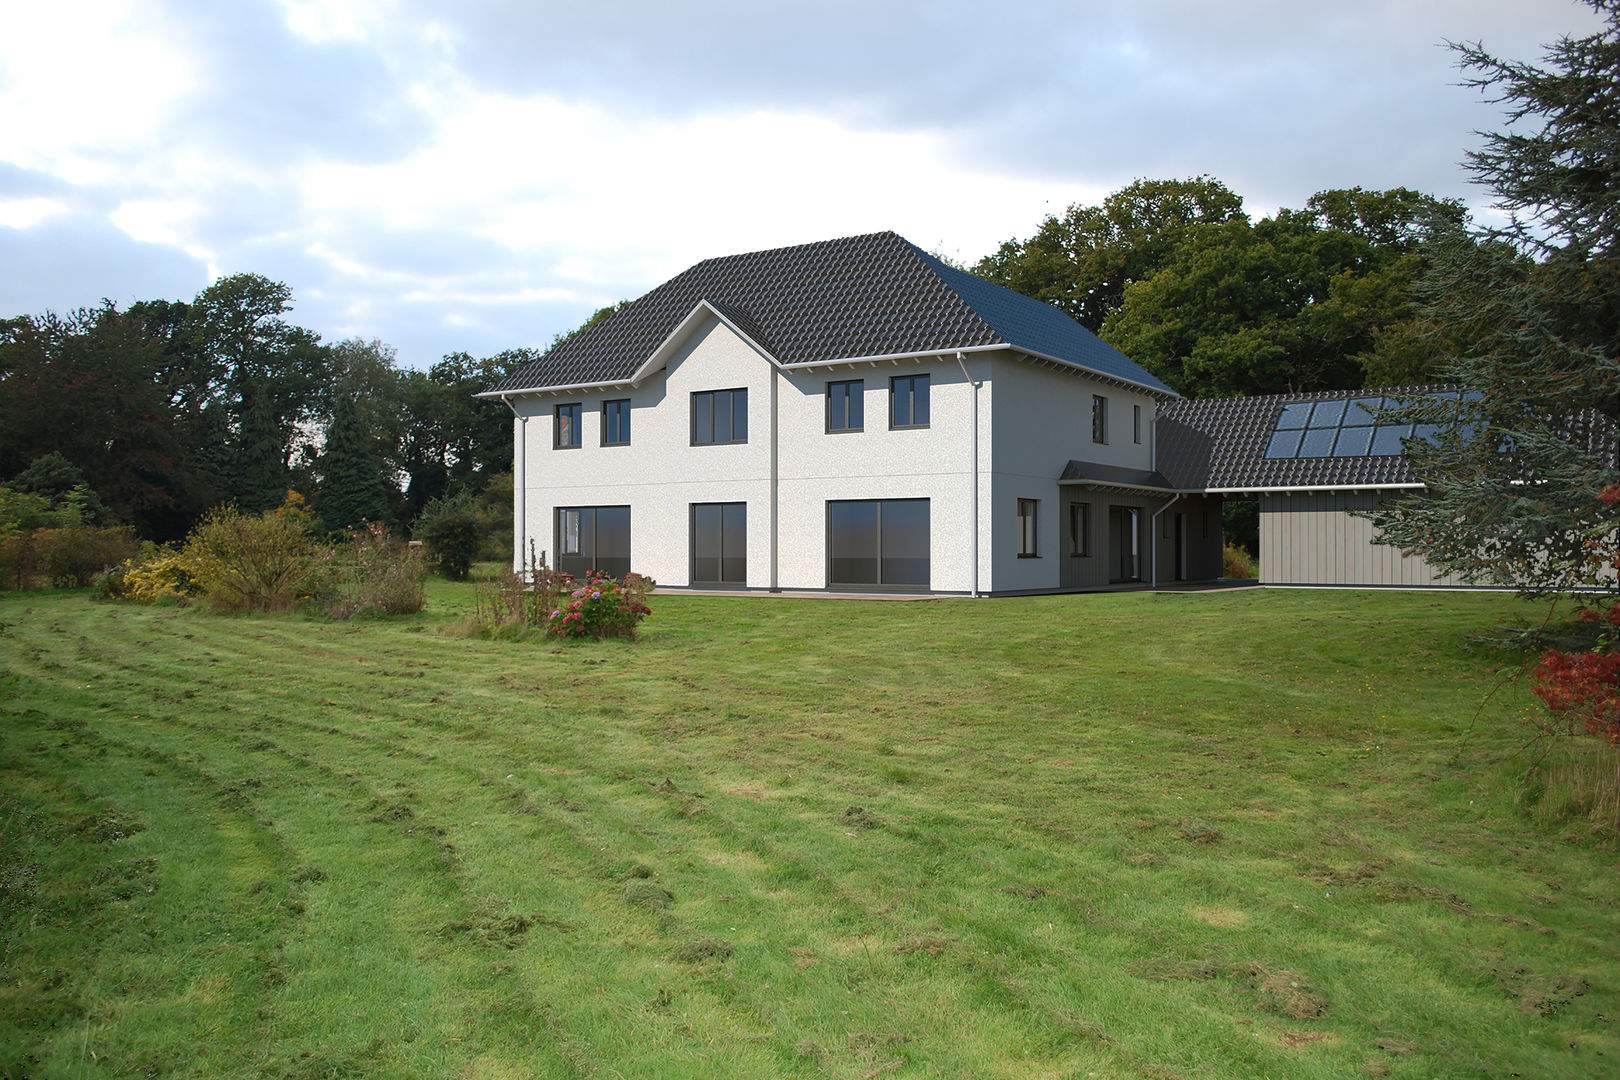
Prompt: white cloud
<box><xmin>108</xmin><ymin>199</ymin><xmax>202</xmax><ymax>247</ymax></box>
<box><xmin>0</xmin><ymin>0</ymin><xmax>195</xmax><ymax>172</ymax></box>
<box><xmin>0</xmin><ymin>198</ymin><xmax>70</xmax><ymax>230</ymax></box>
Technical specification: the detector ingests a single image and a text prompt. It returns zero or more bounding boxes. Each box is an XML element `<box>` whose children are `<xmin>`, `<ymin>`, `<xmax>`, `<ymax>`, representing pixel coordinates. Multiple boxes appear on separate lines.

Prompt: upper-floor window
<box><xmin>1133</xmin><ymin>403</ymin><xmax>1142</xmax><ymax>444</ymax></box>
<box><xmin>602</xmin><ymin>399</ymin><xmax>631</xmax><ymax>446</ymax></box>
<box><xmin>1092</xmin><ymin>395</ymin><xmax>1107</xmax><ymax>444</ymax></box>
<box><xmin>692</xmin><ymin>388</ymin><xmax>748</xmax><ymax>445</ymax></box>
<box><xmin>891</xmin><ymin>374</ymin><xmax>930</xmax><ymax>429</ymax></box>
<box><xmin>827</xmin><ymin>379</ymin><xmax>864</xmax><ymax>433</ymax></box>
<box><xmin>555</xmin><ymin>403</ymin><xmax>582</xmax><ymax>449</ymax></box>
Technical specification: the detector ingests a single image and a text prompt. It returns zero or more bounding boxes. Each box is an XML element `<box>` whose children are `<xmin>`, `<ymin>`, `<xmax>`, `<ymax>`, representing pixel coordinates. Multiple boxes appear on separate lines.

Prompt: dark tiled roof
<box><xmin>1156</xmin><ymin>387</ymin><xmax>1444</xmax><ymax>490</ymax></box>
<box><xmin>485</xmin><ymin>231</ymin><xmax>1173</xmax><ymax>395</ymax></box>
<box><xmin>1058</xmin><ymin>461</ymin><xmax>1177</xmax><ymax>492</ymax></box>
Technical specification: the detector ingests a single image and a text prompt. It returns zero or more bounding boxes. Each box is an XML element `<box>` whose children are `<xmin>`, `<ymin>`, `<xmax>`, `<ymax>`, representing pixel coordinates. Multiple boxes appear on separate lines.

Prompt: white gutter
<box><xmin>502</xmin><ymin>397</ymin><xmax>527</xmax><ymax>577</ymax></box>
<box><xmin>955</xmin><ymin>350</ymin><xmax>981</xmax><ymax>597</ymax></box>
<box><xmin>1150</xmin><ymin>493</ymin><xmax>1182</xmax><ymax>590</ymax></box>
<box><xmin>1203</xmin><ymin>482</ymin><xmax>1426</xmax><ymax>495</ymax></box>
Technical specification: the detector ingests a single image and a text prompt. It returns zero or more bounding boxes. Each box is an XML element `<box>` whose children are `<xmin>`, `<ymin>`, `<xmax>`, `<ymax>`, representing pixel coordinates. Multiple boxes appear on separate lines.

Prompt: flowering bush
<box><xmin>111</xmin><ymin>545</ymin><xmax>197</xmax><ymax>602</ymax></box>
<box><xmin>546</xmin><ymin>570</ymin><xmax>652</xmax><ymax>641</ymax></box>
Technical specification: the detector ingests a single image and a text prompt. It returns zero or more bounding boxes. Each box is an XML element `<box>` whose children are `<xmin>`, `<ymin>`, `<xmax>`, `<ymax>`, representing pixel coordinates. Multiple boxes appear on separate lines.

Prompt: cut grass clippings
<box><xmin>2</xmin><ymin>584</ymin><xmax>1618</xmax><ymax>1078</ymax></box>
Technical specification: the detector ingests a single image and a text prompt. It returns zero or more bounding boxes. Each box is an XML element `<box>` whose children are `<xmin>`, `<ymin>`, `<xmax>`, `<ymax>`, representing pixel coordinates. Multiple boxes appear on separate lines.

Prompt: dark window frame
<box><xmin>826</xmin><ymin>498</ymin><xmax>931</xmax><ymax>590</ymax></box>
<box><xmin>1018</xmin><ymin>498</ymin><xmax>1039</xmax><ymax>558</ymax></box>
<box><xmin>1092</xmin><ymin>395</ymin><xmax>1107</xmax><ymax>444</ymax></box>
<box><xmin>1133</xmin><ymin>403</ymin><xmax>1143</xmax><ymax>444</ymax></box>
<box><xmin>1068</xmin><ymin>501</ymin><xmax>1091</xmax><ymax>557</ymax></box>
<box><xmin>691</xmin><ymin>388</ymin><xmax>749</xmax><ymax>446</ymax></box>
<box><xmin>554</xmin><ymin>505</ymin><xmax>631</xmax><ymax>579</ymax></box>
<box><xmin>690</xmin><ymin>501</ymin><xmax>747</xmax><ymax>587</ymax></box>
<box><xmin>890</xmin><ymin>374</ymin><xmax>930</xmax><ymax>430</ymax></box>
<box><xmin>555</xmin><ymin>402</ymin><xmax>582</xmax><ymax>449</ymax></box>
<box><xmin>602</xmin><ymin>398</ymin><xmax>631</xmax><ymax>446</ymax></box>
<box><xmin>826</xmin><ymin>379</ymin><xmax>864</xmax><ymax>433</ymax></box>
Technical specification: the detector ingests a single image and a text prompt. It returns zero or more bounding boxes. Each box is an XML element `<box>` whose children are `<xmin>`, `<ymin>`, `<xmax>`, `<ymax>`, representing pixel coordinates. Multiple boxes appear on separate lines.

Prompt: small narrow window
<box><xmin>827</xmin><ymin>379</ymin><xmax>864</xmax><ymax>433</ymax></box>
<box><xmin>1092</xmin><ymin>395</ymin><xmax>1108</xmax><ymax>444</ymax></box>
<box><xmin>1133</xmin><ymin>403</ymin><xmax>1142</xmax><ymax>444</ymax></box>
<box><xmin>1068</xmin><ymin>502</ymin><xmax>1091</xmax><ymax>557</ymax></box>
<box><xmin>692</xmin><ymin>388</ymin><xmax>748</xmax><ymax>445</ymax></box>
<box><xmin>1018</xmin><ymin>498</ymin><xmax>1039</xmax><ymax>557</ymax></box>
<box><xmin>555</xmin><ymin>403</ymin><xmax>582</xmax><ymax>448</ymax></box>
<box><xmin>602</xmin><ymin>399</ymin><xmax>631</xmax><ymax>446</ymax></box>
<box><xmin>891</xmin><ymin>374</ymin><xmax>930</xmax><ymax>429</ymax></box>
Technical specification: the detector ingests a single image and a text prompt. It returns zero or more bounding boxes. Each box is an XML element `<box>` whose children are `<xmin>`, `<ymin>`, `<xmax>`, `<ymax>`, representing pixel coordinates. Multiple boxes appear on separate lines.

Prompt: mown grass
<box><xmin>2</xmin><ymin>584</ymin><xmax>1617</xmax><ymax>1079</ymax></box>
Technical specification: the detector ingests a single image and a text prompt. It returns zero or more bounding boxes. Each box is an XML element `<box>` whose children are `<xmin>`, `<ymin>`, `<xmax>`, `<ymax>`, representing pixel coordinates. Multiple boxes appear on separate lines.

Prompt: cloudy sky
<box><xmin>0</xmin><ymin>0</ymin><xmax>1604</xmax><ymax>368</ymax></box>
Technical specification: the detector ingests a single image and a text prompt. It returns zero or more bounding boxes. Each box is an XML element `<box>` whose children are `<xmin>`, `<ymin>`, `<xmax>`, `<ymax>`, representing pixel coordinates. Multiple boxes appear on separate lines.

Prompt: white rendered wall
<box><xmin>774</xmin><ymin>358</ymin><xmax>983</xmax><ymax>592</ymax></box>
<box><xmin>984</xmin><ymin>359</ymin><xmax>1161</xmax><ymax>592</ymax></box>
<box><xmin>511</xmin><ymin>315</ymin><xmax>774</xmax><ymax>587</ymax></box>
<box><xmin>510</xmin><ymin>319</ymin><xmax>1168</xmax><ymax>593</ymax></box>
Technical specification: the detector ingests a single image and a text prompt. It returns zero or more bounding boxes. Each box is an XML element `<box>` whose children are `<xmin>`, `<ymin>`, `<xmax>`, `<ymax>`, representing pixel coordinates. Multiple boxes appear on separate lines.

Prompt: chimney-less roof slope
<box><xmin>486</xmin><ymin>231</ymin><xmax>1172</xmax><ymax>395</ymax></box>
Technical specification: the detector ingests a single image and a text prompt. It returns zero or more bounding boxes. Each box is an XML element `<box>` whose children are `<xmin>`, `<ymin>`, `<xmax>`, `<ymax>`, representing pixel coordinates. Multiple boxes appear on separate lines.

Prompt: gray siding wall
<box><xmin>1259</xmin><ymin>491</ymin><xmax>1465</xmax><ymax>586</ymax></box>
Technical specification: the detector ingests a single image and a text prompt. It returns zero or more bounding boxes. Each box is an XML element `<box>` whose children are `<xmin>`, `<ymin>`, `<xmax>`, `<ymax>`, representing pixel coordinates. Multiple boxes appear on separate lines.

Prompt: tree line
<box><xmin>975</xmin><ymin>179</ymin><xmax>1472</xmax><ymax>398</ymax></box>
<box><xmin>0</xmin><ymin>276</ymin><xmax>532</xmax><ymax>543</ymax></box>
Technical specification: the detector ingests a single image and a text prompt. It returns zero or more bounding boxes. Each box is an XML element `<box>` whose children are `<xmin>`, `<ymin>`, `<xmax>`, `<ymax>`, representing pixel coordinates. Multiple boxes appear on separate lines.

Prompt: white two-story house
<box><xmin>478</xmin><ymin>231</ymin><xmax>1224</xmax><ymax>594</ymax></box>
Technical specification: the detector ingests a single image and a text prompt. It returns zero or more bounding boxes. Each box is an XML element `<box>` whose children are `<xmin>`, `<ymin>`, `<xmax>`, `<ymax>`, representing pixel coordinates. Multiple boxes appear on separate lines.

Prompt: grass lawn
<box><xmin>2</xmin><ymin>583</ymin><xmax>1617</xmax><ymax>1078</ymax></box>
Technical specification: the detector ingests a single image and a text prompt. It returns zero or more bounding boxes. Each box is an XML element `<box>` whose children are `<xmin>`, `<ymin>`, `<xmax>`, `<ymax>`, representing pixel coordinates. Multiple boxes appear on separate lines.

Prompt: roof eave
<box><xmin>1202</xmin><ymin>482</ymin><xmax>1427</xmax><ymax>495</ymax></box>
<box><xmin>1010</xmin><ymin>347</ymin><xmax>1178</xmax><ymax>399</ymax></box>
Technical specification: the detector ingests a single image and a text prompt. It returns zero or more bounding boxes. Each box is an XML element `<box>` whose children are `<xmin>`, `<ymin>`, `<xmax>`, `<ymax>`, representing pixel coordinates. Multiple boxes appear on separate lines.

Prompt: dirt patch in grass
<box><xmin>621</xmin><ymin>881</ymin><xmax>673</xmax><ymax>908</ymax></box>
<box><xmin>1001</xmin><ymin>883</ymin><xmax>1048</xmax><ymax>900</ymax></box>
<box><xmin>1178</xmin><ymin>818</ymin><xmax>1223</xmax><ymax>843</ymax></box>
<box><xmin>1128</xmin><ymin>955</ymin><xmax>1220</xmax><ymax>982</ymax></box>
<box><xmin>1232</xmin><ymin>962</ymin><xmax>1329</xmax><ymax>1020</ymax></box>
<box><xmin>1193</xmin><ymin>906</ymin><xmax>1248</xmax><ymax>929</ymax></box>
<box><xmin>893</xmin><ymin>936</ymin><xmax>950</xmax><ymax>957</ymax></box>
<box><xmin>669</xmin><ymin>936</ymin><xmax>732</xmax><ymax>963</ymax></box>
<box><xmin>841</xmin><ymin>804</ymin><xmax>882</xmax><ymax>829</ymax></box>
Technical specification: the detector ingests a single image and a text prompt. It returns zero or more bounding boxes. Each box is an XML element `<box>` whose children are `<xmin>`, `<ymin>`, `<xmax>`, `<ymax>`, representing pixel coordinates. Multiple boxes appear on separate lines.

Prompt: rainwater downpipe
<box><xmin>1150</xmin><ymin>493</ymin><xmax>1181</xmax><ymax>591</ymax></box>
<box><xmin>955</xmin><ymin>351</ymin><xmax>980</xmax><ymax>597</ymax></box>
<box><xmin>503</xmin><ymin>395</ymin><xmax>527</xmax><ymax>578</ymax></box>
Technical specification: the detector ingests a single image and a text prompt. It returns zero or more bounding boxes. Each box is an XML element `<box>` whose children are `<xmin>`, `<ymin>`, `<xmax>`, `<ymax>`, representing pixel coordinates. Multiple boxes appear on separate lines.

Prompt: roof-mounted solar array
<box><xmin>1263</xmin><ymin>393</ymin><xmax>1466</xmax><ymax>460</ymax></box>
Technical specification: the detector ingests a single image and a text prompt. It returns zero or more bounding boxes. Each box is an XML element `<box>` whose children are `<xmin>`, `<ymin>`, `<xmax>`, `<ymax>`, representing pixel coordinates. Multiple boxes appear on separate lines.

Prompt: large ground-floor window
<box><xmin>555</xmin><ymin>505</ymin><xmax>630</xmax><ymax>579</ymax></box>
<box><xmin>827</xmin><ymin>499</ymin><xmax>929</xmax><ymax>588</ymax></box>
<box><xmin>691</xmin><ymin>502</ymin><xmax>747</xmax><ymax>586</ymax></box>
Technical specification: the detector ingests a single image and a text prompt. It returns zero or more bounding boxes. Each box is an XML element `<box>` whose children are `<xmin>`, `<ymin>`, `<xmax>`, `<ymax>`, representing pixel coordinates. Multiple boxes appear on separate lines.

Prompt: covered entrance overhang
<box><xmin>1057</xmin><ymin>462</ymin><xmax>1203</xmax><ymax>589</ymax></box>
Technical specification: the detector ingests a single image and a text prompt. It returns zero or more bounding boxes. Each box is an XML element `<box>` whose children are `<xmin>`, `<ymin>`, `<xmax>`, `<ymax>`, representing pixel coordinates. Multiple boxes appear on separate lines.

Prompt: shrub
<box><xmin>118</xmin><ymin>547</ymin><xmax>198</xmax><ymax>603</ymax></box>
<box><xmin>181</xmin><ymin>496</ymin><xmax>320</xmax><ymax>613</ymax></box>
<box><xmin>320</xmin><ymin>522</ymin><xmax>426</xmax><ymax>618</ymax></box>
<box><xmin>416</xmin><ymin>490</ymin><xmax>481</xmax><ymax>580</ymax></box>
<box><xmin>0</xmin><ymin>525</ymin><xmax>137</xmax><ymax>589</ymax></box>
<box><xmin>1222</xmin><ymin>542</ymin><xmax>1258</xmax><ymax>580</ymax></box>
<box><xmin>546</xmin><ymin>570</ymin><xmax>652</xmax><ymax>641</ymax></box>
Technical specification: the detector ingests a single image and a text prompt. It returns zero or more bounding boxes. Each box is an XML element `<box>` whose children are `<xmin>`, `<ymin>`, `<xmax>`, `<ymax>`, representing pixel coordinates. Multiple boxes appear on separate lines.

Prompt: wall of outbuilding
<box><xmin>1258</xmin><ymin>491</ymin><xmax>1465</xmax><ymax>586</ymax></box>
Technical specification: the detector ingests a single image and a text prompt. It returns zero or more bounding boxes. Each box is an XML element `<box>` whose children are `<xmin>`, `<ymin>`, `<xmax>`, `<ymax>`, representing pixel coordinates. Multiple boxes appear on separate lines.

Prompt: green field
<box><xmin>3</xmin><ymin>584</ymin><xmax>1616</xmax><ymax>1079</ymax></box>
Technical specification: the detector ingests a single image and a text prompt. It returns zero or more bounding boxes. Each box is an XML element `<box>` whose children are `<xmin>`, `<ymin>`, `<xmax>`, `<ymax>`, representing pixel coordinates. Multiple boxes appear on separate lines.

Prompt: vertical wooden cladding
<box><xmin>1258</xmin><ymin>491</ymin><xmax>1465</xmax><ymax>586</ymax></box>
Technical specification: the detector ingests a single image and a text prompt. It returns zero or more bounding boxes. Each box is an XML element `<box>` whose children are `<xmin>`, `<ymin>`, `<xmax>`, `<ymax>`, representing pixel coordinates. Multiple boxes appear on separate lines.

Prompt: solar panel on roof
<box><xmin>1264</xmin><ymin>394</ymin><xmax>1435</xmax><ymax>460</ymax></box>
